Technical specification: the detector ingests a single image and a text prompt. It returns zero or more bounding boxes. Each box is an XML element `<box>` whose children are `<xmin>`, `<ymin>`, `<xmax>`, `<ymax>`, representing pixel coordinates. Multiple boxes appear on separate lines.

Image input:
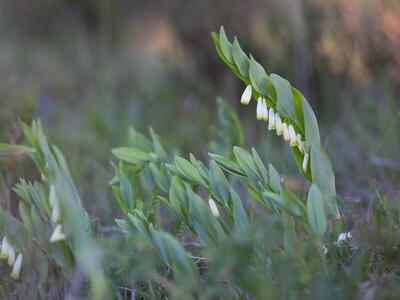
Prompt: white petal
<box><xmin>262</xmin><ymin>99</ymin><xmax>269</xmax><ymax>121</ymax></box>
<box><xmin>268</xmin><ymin>108</ymin><xmax>275</xmax><ymax>130</ymax></box>
<box><xmin>256</xmin><ymin>97</ymin><xmax>263</xmax><ymax>120</ymax></box>
<box><xmin>296</xmin><ymin>134</ymin><xmax>304</xmax><ymax>153</ymax></box>
<box><xmin>10</xmin><ymin>253</ymin><xmax>23</xmax><ymax>279</ymax></box>
<box><xmin>288</xmin><ymin>125</ymin><xmax>297</xmax><ymax>146</ymax></box>
<box><xmin>240</xmin><ymin>85</ymin><xmax>252</xmax><ymax>105</ymax></box>
<box><xmin>282</xmin><ymin>123</ymin><xmax>290</xmax><ymax>142</ymax></box>
<box><xmin>275</xmin><ymin>113</ymin><xmax>283</xmax><ymax>135</ymax></box>
<box><xmin>0</xmin><ymin>237</ymin><xmax>9</xmax><ymax>259</ymax></box>
<box><xmin>7</xmin><ymin>245</ymin><xmax>15</xmax><ymax>266</ymax></box>
<box><xmin>50</xmin><ymin>225</ymin><xmax>66</xmax><ymax>243</ymax></box>
<box><xmin>51</xmin><ymin>200</ymin><xmax>61</xmax><ymax>223</ymax></box>
<box><xmin>208</xmin><ymin>198</ymin><xmax>220</xmax><ymax>217</ymax></box>
<box><xmin>302</xmin><ymin>153</ymin><xmax>309</xmax><ymax>173</ymax></box>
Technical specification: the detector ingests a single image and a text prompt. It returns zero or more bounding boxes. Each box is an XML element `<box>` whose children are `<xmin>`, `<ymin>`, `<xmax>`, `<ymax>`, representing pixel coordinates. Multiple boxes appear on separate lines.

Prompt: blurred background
<box><xmin>1</xmin><ymin>0</ymin><xmax>399</xmax><ymax>219</ymax></box>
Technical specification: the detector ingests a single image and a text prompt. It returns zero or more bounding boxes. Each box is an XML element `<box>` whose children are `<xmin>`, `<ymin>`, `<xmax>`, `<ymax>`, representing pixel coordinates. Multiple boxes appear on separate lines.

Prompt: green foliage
<box><xmin>0</xmin><ymin>27</ymin><xmax>399</xmax><ymax>299</ymax></box>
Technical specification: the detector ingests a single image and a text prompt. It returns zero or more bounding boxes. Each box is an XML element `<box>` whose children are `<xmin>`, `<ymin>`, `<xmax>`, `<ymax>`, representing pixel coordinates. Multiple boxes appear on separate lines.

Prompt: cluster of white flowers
<box><xmin>208</xmin><ymin>198</ymin><xmax>220</xmax><ymax>217</ymax></box>
<box><xmin>337</xmin><ymin>232</ymin><xmax>352</xmax><ymax>244</ymax></box>
<box><xmin>0</xmin><ymin>237</ymin><xmax>23</xmax><ymax>279</ymax></box>
<box><xmin>241</xmin><ymin>85</ymin><xmax>309</xmax><ymax>173</ymax></box>
<box><xmin>49</xmin><ymin>185</ymin><xmax>66</xmax><ymax>243</ymax></box>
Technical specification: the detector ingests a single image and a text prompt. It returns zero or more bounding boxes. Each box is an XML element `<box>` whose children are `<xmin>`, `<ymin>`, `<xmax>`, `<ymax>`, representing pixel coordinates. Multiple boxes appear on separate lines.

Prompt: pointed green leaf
<box><xmin>307</xmin><ymin>184</ymin><xmax>327</xmax><ymax>235</ymax></box>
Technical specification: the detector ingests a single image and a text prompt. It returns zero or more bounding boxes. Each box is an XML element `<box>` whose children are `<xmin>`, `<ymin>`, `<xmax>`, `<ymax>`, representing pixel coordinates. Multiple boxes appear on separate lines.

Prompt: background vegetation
<box><xmin>0</xmin><ymin>0</ymin><xmax>399</xmax><ymax>299</ymax></box>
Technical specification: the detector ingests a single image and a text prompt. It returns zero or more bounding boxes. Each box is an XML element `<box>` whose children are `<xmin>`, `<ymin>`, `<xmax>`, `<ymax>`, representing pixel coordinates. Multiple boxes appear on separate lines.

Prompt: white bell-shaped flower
<box><xmin>275</xmin><ymin>113</ymin><xmax>283</xmax><ymax>135</ymax></box>
<box><xmin>256</xmin><ymin>97</ymin><xmax>263</xmax><ymax>120</ymax></box>
<box><xmin>10</xmin><ymin>253</ymin><xmax>23</xmax><ymax>279</ymax></box>
<box><xmin>282</xmin><ymin>123</ymin><xmax>290</xmax><ymax>142</ymax></box>
<box><xmin>262</xmin><ymin>98</ymin><xmax>269</xmax><ymax>121</ymax></box>
<box><xmin>49</xmin><ymin>185</ymin><xmax>57</xmax><ymax>207</ymax></box>
<box><xmin>50</xmin><ymin>225</ymin><xmax>66</xmax><ymax>243</ymax></box>
<box><xmin>240</xmin><ymin>85</ymin><xmax>252</xmax><ymax>105</ymax></box>
<box><xmin>7</xmin><ymin>245</ymin><xmax>15</xmax><ymax>266</ymax></box>
<box><xmin>288</xmin><ymin>125</ymin><xmax>297</xmax><ymax>146</ymax></box>
<box><xmin>0</xmin><ymin>237</ymin><xmax>9</xmax><ymax>259</ymax></box>
<box><xmin>296</xmin><ymin>134</ymin><xmax>304</xmax><ymax>153</ymax></box>
<box><xmin>51</xmin><ymin>200</ymin><xmax>61</xmax><ymax>223</ymax></box>
<box><xmin>302</xmin><ymin>153</ymin><xmax>309</xmax><ymax>173</ymax></box>
<box><xmin>268</xmin><ymin>108</ymin><xmax>275</xmax><ymax>130</ymax></box>
<box><xmin>208</xmin><ymin>198</ymin><xmax>220</xmax><ymax>217</ymax></box>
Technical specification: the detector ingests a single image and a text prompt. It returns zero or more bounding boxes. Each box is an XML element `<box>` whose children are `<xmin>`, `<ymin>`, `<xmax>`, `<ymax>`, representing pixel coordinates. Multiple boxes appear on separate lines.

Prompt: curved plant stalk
<box><xmin>212</xmin><ymin>26</ymin><xmax>340</xmax><ymax>219</ymax></box>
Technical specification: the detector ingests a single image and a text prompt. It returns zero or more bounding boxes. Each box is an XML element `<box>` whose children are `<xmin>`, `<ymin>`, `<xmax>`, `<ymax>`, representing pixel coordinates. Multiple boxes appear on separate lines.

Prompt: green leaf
<box><xmin>268</xmin><ymin>164</ymin><xmax>281</xmax><ymax>193</ymax></box>
<box><xmin>307</xmin><ymin>184</ymin><xmax>327</xmax><ymax>235</ymax></box>
<box><xmin>149</xmin><ymin>127</ymin><xmax>167</xmax><ymax>160</ymax></box>
<box><xmin>119</xmin><ymin>171</ymin><xmax>135</xmax><ymax>210</ymax></box>
<box><xmin>149</xmin><ymin>162</ymin><xmax>169</xmax><ymax>193</ymax></box>
<box><xmin>233</xmin><ymin>147</ymin><xmax>260</xmax><ymax>180</ymax></box>
<box><xmin>209</xmin><ymin>153</ymin><xmax>245</xmax><ymax>177</ymax></box>
<box><xmin>249</xmin><ymin>55</ymin><xmax>269</xmax><ymax>95</ymax></box>
<box><xmin>231</xmin><ymin>188</ymin><xmax>249</xmax><ymax>233</ymax></box>
<box><xmin>310</xmin><ymin>146</ymin><xmax>339</xmax><ymax>217</ymax></box>
<box><xmin>112</xmin><ymin>147</ymin><xmax>152</xmax><ymax>164</ymax></box>
<box><xmin>175</xmin><ymin>156</ymin><xmax>208</xmax><ymax>186</ymax></box>
<box><xmin>252</xmin><ymin>148</ymin><xmax>268</xmax><ymax>183</ymax></box>
<box><xmin>0</xmin><ymin>143</ymin><xmax>34</xmax><ymax>158</ymax></box>
<box><xmin>219</xmin><ymin>26</ymin><xmax>234</xmax><ymax>64</ymax></box>
<box><xmin>209</xmin><ymin>160</ymin><xmax>230</xmax><ymax>205</ymax></box>
<box><xmin>302</xmin><ymin>98</ymin><xmax>321</xmax><ymax>150</ymax></box>
<box><xmin>270</xmin><ymin>74</ymin><xmax>296</xmax><ymax>120</ymax></box>
<box><xmin>232</xmin><ymin>37</ymin><xmax>250</xmax><ymax>77</ymax></box>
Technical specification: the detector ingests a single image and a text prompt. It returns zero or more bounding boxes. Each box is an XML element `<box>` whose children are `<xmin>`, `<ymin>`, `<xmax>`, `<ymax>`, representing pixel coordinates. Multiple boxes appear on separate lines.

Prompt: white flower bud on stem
<box><xmin>51</xmin><ymin>201</ymin><xmax>61</xmax><ymax>223</ymax></box>
<box><xmin>262</xmin><ymin>98</ymin><xmax>268</xmax><ymax>121</ymax></box>
<box><xmin>268</xmin><ymin>108</ymin><xmax>275</xmax><ymax>130</ymax></box>
<box><xmin>256</xmin><ymin>97</ymin><xmax>263</xmax><ymax>120</ymax></box>
<box><xmin>275</xmin><ymin>113</ymin><xmax>283</xmax><ymax>135</ymax></box>
<box><xmin>296</xmin><ymin>134</ymin><xmax>304</xmax><ymax>153</ymax></box>
<box><xmin>241</xmin><ymin>85</ymin><xmax>252</xmax><ymax>105</ymax></box>
<box><xmin>0</xmin><ymin>237</ymin><xmax>9</xmax><ymax>259</ymax></box>
<box><xmin>49</xmin><ymin>185</ymin><xmax>56</xmax><ymax>207</ymax></box>
<box><xmin>302</xmin><ymin>153</ymin><xmax>309</xmax><ymax>173</ymax></box>
<box><xmin>50</xmin><ymin>225</ymin><xmax>66</xmax><ymax>243</ymax></box>
<box><xmin>288</xmin><ymin>125</ymin><xmax>297</xmax><ymax>146</ymax></box>
<box><xmin>282</xmin><ymin>123</ymin><xmax>290</xmax><ymax>142</ymax></box>
<box><xmin>10</xmin><ymin>253</ymin><xmax>23</xmax><ymax>280</ymax></box>
<box><xmin>7</xmin><ymin>245</ymin><xmax>15</xmax><ymax>266</ymax></box>
<box><xmin>208</xmin><ymin>198</ymin><xmax>220</xmax><ymax>217</ymax></box>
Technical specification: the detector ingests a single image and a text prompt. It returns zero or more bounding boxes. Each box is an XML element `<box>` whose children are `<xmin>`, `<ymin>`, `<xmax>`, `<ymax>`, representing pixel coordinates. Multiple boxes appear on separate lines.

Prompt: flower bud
<box><xmin>208</xmin><ymin>198</ymin><xmax>220</xmax><ymax>217</ymax></box>
<box><xmin>7</xmin><ymin>245</ymin><xmax>15</xmax><ymax>266</ymax></box>
<box><xmin>50</xmin><ymin>225</ymin><xmax>66</xmax><ymax>243</ymax></box>
<box><xmin>275</xmin><ymin>113</ymin><xmax>283</xmax><ymax>135</ymax></box>
<box><xmin>256</xmin><ymin>97</ymin><xmax>263</xmax><ymax>120</ymax></box>
<box><xmin>302</xmin><ymin>153</ymin><xmax>309</xmax><ymax>173</ymax></box>
<box><xmin>10</xmin><ymin>253</ymin><xmax>23</xmax><ymax>279</ymax></box>
<box><xmin>288</xmin><ymin>125</ymin><xmax>297</xmax><ymax>146</ymax></box>
<box><xmin>240</xmin><ymin>85</ymin><xmax>252</xmax><ymax>105</ymax></box>
<box><xmin>51</xmin><ymin>200</ymin><xmax>61</xmax><ymax>223</ymax></box>
<box><xmin>268</xmin><ymin>108</ymin><xmax>275</xmax><ymax>130</ymax></box>
<box><xmin>0</xmin><ymin>237</ymin><xmax>9</xmax><ymax>259</ymax></box>
<box><xmin>282</xmin><ymin>123</ymin><xmax>290</xmax><ymax>142</ymax></box>
<box><xmin>296</xmin><ymin>134</ymin><xmax>304</xmax><ymax>153</ymax></box>
<box><xmin>262</xmin><ymin>98</ymin><xmax>268</xmax><ymax>121</ymax></box>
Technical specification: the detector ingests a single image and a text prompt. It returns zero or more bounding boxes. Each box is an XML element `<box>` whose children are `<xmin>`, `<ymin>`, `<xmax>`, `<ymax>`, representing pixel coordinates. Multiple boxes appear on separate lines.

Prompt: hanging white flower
<box><xmin>7</xmin><ymin>245</ymin><xmax>15</xmax><ymax>266</ymax></box>
<box><xmin>50</xmin><ymin>225</ymin><xmax>66</xmax><ymax>243</ymax></box>
<box><xmin>208</xmin><ymin>198</ymin><xmax>220</xmax><ymax>217</ymax></box>
<box><xmin>268</xmin><ymin>108</ymin><xmax>275</xmax><ymax>130</ymax></box>
<box><xmin>51</xmin><ymin>200</ymin><xmax>61</xmax><ymax>223</ymax></box>
<box><xmin>275</xmin><ymin>113</ymin><xmax>283</xmax><ymax>135</ymax></box>
<box><xmin>302</xmin><ymin>153</ymin><xmax>309</xmax><ymax>173</ymax></box>
<box><xmin>49</xmin><ymin>184</ymin><xmax>57</xmax><ymax>207</ymax></box>
<box><xmin>288</xmin><ymin>125</ymin><xmax>297</xmax><ymax>146</ymax></box>
<box><xmin>240</xmin><ymin>85</ymin><xmax>252</xmax><ymax>105</ymax></box>
<box><xmin>262</xmin><ymin>98</ymin><xmax>268</xmax><ymax>121</ymax></box>
<box><xmin>256</xmin><ymin>97</ymin><xmax>263</xmax><ymax>120</ymax></box>
<box><xmin>282</xmin><ymin>123</ymin><xmax>290</xmax><ymax>142</ymax></box>
<box><xmin>10</xmin><ymin>253</ymin><xmax>23</xmax><ymax>280</ymax></box>
<box><xmin>0</xmin><ymin>237</ymin><xmax>9</xmax><ymax>259</ymax></box>
<box><xmin>296</xmin><ymin>134</ymin><xmax>304</xmax><ymax>153</ymax></box>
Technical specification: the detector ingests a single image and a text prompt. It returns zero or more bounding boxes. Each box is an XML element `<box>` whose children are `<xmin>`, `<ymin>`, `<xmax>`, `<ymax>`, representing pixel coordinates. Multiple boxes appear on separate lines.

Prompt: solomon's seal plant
<box><xmin>1</xmin><ymin>27</ymin><xmax>397</xmax><ymax>299</ymax></box>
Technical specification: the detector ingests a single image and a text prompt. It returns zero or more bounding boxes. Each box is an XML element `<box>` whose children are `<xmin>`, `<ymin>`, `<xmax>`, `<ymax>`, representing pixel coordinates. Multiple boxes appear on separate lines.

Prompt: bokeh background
<box><xmin>1</xmin><ymin>0</ymin><xmax>399</xmax><ymax>219</ymax></box>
